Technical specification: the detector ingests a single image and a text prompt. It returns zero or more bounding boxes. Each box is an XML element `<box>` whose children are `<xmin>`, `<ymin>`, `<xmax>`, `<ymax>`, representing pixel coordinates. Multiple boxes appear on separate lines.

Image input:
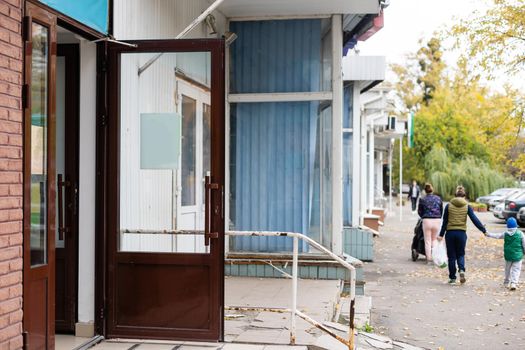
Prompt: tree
<box><xmin>391</xmin><ymin>37</ymin><xmax>525</xmax><ymax>187</ymax></box>
<box><xmin>452</xmin><ymin>0</ymin><xmax>525</xmax><ymax>75</ymax></box>
<box><xmin>391</xmin><ymin>37</ymin><xmax>445</xmax><ymax>114</ymax></box>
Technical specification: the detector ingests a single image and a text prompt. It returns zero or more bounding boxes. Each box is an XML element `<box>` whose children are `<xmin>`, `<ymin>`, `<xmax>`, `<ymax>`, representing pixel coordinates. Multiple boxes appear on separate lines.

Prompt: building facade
<box><xmin>0</xmin><ymin>0</ymin><xmax>387</xmax><ymax>348</ymax></box>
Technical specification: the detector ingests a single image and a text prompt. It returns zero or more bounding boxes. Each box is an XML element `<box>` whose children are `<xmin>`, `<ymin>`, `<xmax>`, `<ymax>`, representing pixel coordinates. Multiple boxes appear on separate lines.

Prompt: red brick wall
<box><xmin>0</xmin><ymin>0</ymin><xmax>24</xmax><ymax>349</ymax></box>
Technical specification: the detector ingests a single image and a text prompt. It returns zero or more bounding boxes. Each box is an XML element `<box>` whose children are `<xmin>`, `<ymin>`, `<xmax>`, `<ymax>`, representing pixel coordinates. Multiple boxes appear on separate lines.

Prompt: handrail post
<box><xmin>290</xmin><ymin>236</ymin><xmax>298</xmax><ymax>345</ymax></box>
<box><xmin>349</xmin><ymin>268</ymin><xmax>356</xmax><ymax>350</ymax></box>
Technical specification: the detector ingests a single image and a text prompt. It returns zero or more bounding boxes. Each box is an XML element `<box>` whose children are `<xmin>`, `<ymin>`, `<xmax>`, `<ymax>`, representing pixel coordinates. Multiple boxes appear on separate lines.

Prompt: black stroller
<box><xmin>411</xmin><ymin>219</ymin><xmax>426</xmax><ymax>261</ymax></box>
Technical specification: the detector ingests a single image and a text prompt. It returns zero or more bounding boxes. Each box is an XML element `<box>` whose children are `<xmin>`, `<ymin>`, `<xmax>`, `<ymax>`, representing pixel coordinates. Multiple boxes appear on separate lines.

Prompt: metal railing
<box><xmin>120</xmin><ymin>229</ymin><xmax>358</xmax><ymax>349</ymax></box>
<box><xmin>226</xmin><ymin>230</ymin><xmax>357</xmax><ymax>349</ymax></box>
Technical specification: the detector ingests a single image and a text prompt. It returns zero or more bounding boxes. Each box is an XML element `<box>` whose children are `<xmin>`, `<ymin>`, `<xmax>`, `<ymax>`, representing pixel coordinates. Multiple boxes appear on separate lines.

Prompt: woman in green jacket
<box><xmin>437</xmin><ymin>186</ymin><xmax>487</xmax><ymax>284</ymax></box>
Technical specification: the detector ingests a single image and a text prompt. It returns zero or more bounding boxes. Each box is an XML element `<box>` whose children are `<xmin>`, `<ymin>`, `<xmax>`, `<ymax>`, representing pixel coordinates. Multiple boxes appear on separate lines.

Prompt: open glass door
<box><xmin>23</xmin><ymin>3</ymin><xmax>57</xmax><ymax>349</ymax></box>
<box><xmin>106</xmin><ymin>40</ymin><xmax>225</xmax><ymax>341</ymax></box>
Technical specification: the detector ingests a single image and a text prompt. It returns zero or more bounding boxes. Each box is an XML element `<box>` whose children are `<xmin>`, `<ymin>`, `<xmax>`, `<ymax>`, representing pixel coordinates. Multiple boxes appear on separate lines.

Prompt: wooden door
<box><xmin>55</xmin><ymin>44</ymin><xmax>79</xmax><ymax>334</ymax></box>
<box><xmin>23</xmin><ymin>3</ymin><xmax>57</xmax><ymax>349</ymax></box>
<box><xmin>105</xmin><ymin>40</ymin><xmax>225</xmax><ymax>341</ymax></box>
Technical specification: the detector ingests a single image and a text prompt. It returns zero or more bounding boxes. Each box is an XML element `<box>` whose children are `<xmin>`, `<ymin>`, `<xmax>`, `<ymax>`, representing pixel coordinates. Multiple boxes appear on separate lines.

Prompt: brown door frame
<box><xmin>55</xmin><ymin>43</ymin><xmax>80</xmax><ymax>334</ymax></box>
<box><xmin>102</xmin><ymin>39</ymin><xmax>225</xmax><ymax>341</ymax></box>
<box><xmin>23</xmin><ymin>2</ymin><xmax>57</xmax><ymax>349</ymax></box>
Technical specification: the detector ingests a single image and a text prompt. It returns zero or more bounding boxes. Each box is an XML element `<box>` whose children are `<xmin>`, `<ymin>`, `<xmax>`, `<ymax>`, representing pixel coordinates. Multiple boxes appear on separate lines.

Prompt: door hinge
<box><xmin>100</xmin><ymin>114</ymin><xmax>107</xmax><ymax>127</ymax></box>
<box><xmin>99</xmin><ymin>59</ymin><xmax>108</xmax><ymax>73</ymax></box>
<box><xmin>99</xmin><ymin>306</ymin><xmax>106</xmax><ymax>319</ymax></box>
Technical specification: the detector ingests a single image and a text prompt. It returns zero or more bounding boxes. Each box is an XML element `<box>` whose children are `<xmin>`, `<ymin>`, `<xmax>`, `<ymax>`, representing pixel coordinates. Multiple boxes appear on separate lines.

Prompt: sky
<box><xmin>358</xmin><ymin>0</ymin><xmax>484</xmax><ymax>63</ymax></box>
<box><xmin>354</xmin><ymin>0</ymin><xmax>521</xmax><ymax>87</ymax></box>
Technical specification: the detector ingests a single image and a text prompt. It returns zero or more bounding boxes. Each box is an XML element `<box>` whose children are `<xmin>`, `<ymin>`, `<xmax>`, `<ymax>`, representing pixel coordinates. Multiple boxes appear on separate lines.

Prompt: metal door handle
<box><xmin>204</xmin><ymin>175</ymin><xmax>219</xmax><ymax>246</ymax></box>
<box><xmin>57</xmin><ymin>174</ymin><xmax>70</xmax><ymax>240</ymax></box>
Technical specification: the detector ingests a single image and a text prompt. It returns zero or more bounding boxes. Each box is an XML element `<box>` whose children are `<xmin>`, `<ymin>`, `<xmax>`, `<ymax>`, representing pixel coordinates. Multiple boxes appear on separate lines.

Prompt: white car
<box><xmin>493</xmin><ymin>203</ymin><xmax>505</xmax><ymax>220</ymax></box>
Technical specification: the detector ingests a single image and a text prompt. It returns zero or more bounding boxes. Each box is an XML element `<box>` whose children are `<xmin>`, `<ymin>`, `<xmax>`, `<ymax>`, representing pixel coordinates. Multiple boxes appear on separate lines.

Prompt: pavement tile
<box><xmin>92</xmin><ymin>342</ymin><xmax>138</xmax><ymax>349</ymax></box>
<box><xmin>221</xmin><ymin>344</ymin><xmax>265</xmax><ymax>350</ymax></box>
<box><xmin>262</xmin><ymin>346</ymin><xmax>308</xmax><ymax>350</ymax></box>
<box><xmin>135</xmin><ymin>344</ymin><xmax>174</xmax><ymax>350</ymax></box>
<box><xmin>233</xmin><ymin>330</ymin><xmax>287</xmax><ymax>344</ymax></box>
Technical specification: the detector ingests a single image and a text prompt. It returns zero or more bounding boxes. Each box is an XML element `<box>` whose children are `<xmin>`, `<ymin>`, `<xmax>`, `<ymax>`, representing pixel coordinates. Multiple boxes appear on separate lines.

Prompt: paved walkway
<box><xmin>366</xmin><ymin>203</ymin><xmax>525</xmax><ymax>349</ymax></box>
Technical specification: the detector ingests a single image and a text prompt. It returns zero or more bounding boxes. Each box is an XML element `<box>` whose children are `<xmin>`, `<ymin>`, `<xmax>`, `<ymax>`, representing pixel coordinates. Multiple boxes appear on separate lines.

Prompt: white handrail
<box><xmin>226</xmin><ymin>230</ymin><xmax>356</xmax><ymax>349</ymax></box>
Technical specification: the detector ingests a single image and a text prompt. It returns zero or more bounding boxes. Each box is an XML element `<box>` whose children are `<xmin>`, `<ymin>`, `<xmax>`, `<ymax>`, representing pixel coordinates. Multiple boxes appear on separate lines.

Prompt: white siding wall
<box><xmin>78</xmin><ymin>40</ymin><xmax>97</xmax><ymax>327</ymax></box>
<box><xmin>120</xmin><ymin>53</ymin><xmax>176</xmax><ymax>251</ymax></box>
<box><xmin>113</xmin><ymin>0</ymin><xmax>227</xmax><ymax>40</ymax></box>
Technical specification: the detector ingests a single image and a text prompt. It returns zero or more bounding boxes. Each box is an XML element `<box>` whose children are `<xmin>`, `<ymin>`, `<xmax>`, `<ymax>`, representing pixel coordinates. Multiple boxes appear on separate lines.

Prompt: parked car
<box><xmin>493</xmin><ymin>203</ymin><xmax>505</xmax><ymax>220</ymax></box>
<box><xmin>477</xmin><ymin>188</ymin><xmax>521</xmax><ymax>210</ymax></box>
<box><xmin>518</xmin><ymin>207</ymin><xmax>525</xmax><ymax>228</ymax></box>
<box><xmin>502</xmin><ymin>190</ymin><xmax>525</xmax><ymax>222</ymax></box>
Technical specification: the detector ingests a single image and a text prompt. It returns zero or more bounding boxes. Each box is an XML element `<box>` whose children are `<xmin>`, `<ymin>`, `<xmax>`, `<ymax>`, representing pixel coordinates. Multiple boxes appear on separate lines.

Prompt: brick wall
<box><xmin>0</xmin><ymin>0</ymin><xmax>24</xmax><ymax>349</ymax></box>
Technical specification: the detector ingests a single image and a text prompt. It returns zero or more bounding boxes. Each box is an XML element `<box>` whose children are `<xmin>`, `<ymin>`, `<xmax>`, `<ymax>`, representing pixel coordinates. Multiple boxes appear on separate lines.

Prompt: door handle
<box><xmin>57</xmin><ymin>174</ymin><xmax>70</xmax><ymax>240</ymax></box>
<box><xmin>204</xmin><ymin>175</ymin><xmax>219</xmax><ymax>246</ymax></box>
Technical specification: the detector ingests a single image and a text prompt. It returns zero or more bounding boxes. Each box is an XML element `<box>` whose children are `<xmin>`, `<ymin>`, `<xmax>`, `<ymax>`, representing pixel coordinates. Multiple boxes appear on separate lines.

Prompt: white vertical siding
<box><xmin>114</xmin><ymin>0</ymin><xmax>227</xmax><ymax>40</ymax></box>
<box><xmin>78</xmin><ymin>40</ymin><xmax>97</xmax><ymax>325</ymax></box>
<box><xmin>119</xmin><ymin>53</ymin><xmax>176</xmax><ymax>251</ymax></box>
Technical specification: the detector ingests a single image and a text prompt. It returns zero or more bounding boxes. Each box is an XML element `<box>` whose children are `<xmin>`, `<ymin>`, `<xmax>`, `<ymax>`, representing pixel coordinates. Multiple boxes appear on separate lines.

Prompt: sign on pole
<box><xmin>407</xmin><ymin>111</ymin><xmax>414</xmax><ymax>148</ymax></box>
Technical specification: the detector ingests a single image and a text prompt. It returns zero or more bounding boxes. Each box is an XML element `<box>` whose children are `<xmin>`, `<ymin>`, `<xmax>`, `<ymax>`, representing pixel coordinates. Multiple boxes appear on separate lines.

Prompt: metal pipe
<box><xmin>73</xmin><ymin>335</ymin><xmax>104</xmax><ymax>350</ymax></box>
<box><xmin>137</xmin><ymin>0</ymin><xmax>226</xmax><ymax>75</ymax></box>
<box><xmin>389</xmin><ymin>139</ymin><xmax>393</xmax><ymax>216</ymax></box>
<box><xmin>291</xmin><ymin>237</ymin><xmax>299</xmax><ymax>345</ymax></box>
<box><xmin>399</xmin><ymin>136</ymin><xmax>403</xmax><ymax>221</ymax></box>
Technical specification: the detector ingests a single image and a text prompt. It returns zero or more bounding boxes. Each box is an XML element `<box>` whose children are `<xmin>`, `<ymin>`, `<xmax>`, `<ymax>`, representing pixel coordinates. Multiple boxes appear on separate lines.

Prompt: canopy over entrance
<box><xmin>216</xmin><ymin>0</ymin><xmax>380</xmax><ymax>18</ymax></box>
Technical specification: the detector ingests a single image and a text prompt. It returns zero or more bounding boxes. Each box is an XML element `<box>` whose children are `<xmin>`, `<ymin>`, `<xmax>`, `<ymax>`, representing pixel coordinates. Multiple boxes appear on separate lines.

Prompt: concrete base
<box><xmin>75</xmin><ymin>322</ymin><xmax>95</xmax><ymax>338</ymax></box>
<box><xmin>371</xmin><ymin>208</ymin><xmax>385</xmax><ymax>223</ymax></box>
<box><xmin>363</xmin><ymin>214</ymin><xmax>380</xmax><ymax>232</ymax></box>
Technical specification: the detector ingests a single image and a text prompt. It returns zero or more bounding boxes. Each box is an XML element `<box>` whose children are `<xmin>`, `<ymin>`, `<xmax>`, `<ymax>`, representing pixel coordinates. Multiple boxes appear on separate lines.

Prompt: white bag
<box><xmin>432</xmin><ymin>241</ymin><xmax>448</xmax><ymax>268</ymax></box>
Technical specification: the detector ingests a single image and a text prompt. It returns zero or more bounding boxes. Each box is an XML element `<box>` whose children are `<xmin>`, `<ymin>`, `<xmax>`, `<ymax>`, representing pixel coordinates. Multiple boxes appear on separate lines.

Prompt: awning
<box><xmin>218</xmin><ymin>0</ymin><xmax>380</xmax><ymax>18</ymax></box>
<box><xmin>38</xmin><ymin>0</ymin><xmax>108</xmax><ymax>34</ymax></box>
<box><xmin>342</xmin><ymin>55</ymin><xmax>385</xmax><ymax>92</ymax></box>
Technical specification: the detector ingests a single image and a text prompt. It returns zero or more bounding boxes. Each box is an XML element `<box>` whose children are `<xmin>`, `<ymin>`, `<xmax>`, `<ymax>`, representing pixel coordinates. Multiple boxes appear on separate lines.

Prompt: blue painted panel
<box><xmin>230</xmin><ymin>19</ymin><xmax>322</xmax><ymax>94</ymax></box>
<box><xmin>230</xmin><ymin>19</ymin><xmax>325</xmax><ymax>252</ymax></box>
<box><xmin>38</xmin><ymin>0</ymin><xmax>108</xmax><ymax>33</ymax></box>
<box><xmin>231</xmin><ymin>102</ymin><xmax>318</xmax><ymax>252</ymax></box>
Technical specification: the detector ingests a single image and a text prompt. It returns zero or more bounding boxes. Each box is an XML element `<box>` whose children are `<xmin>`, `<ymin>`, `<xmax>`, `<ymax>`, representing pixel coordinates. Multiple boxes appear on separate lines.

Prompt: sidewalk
<box><xmin>366</xmin><ymin>202</ymin><xmax>525</xmax><ymax>349</ymax></box>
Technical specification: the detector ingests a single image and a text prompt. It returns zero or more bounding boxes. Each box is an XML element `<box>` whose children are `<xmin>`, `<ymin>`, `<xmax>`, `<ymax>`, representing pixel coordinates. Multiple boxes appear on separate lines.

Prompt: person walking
<box><xmin>484</xmin><ymin>217</ymin><xmax>525</xmax><ymax>290</ymax></box>
<box><xmin>417</xmin><ymin>183</ymin><xmax>443</xmax><ymax>263</ymax></box>
<box><xmin>408</xmin><ymin>180</ymin><xmax>420</xmax><ymax>214</ymax></box>
<box><xmin>437</xmin><ymin>186</ymin><xmax>487</xmax><ymax>284</ymax></box>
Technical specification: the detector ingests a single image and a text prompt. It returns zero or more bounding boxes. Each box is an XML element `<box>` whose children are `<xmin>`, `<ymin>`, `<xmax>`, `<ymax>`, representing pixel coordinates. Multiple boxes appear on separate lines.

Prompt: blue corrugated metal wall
<box><xmin>230</xmin><ymin>20</ymin><xmax>321</xmax><ymax>93</ymax></box>
<box><xmin>230</xmin><ymin>19</ymin><xmax>322</xmax><ymax>252</ymax></box>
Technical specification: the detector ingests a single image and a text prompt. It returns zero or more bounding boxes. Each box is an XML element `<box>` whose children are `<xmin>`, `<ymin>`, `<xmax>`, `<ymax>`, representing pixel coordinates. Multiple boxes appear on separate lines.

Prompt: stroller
<box><xmin>411</xmin><ymin>219</ymin><xmax>426</xmax><ymax>261</ymax></box>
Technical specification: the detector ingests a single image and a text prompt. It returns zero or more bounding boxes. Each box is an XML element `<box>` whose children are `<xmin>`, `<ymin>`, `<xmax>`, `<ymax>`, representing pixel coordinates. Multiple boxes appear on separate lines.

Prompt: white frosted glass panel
<box><xmin>140</xmin><ymin>113</ymin><xmax>181</xmax><ymax>169</ymax></box>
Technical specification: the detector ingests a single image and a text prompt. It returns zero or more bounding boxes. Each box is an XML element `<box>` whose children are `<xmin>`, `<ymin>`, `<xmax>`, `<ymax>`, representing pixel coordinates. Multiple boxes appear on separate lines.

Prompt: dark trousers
<box><xmin>445</xmin><ymin>230</ymin><xmax>467</xmax><ymax>280</ymax></box>
<box><xmin>410</xmin><ymin>197</ymin><xmax>417</xmax><ymax>211</ymax></box>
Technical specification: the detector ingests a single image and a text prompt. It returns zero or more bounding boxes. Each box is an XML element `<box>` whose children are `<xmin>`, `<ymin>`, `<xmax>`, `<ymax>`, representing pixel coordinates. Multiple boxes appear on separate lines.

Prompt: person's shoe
<box><xmin>448</xmin><ymin>279</ymin><xmax>456</xmax><ymax>284</ymax></box>
<box><xmin>504</xmin><ymin>281</ymin><xmax>510</xmax><ymax>288</ymax></box>
<box><xmin>510</xmin><ymin>283</ymin><xmax>517</xmax><ymax>291</ymax></box>
<box><xmin>459</xmin><ymin>271</ymin><xmax>466</xmax><ymax>284</ymax></box>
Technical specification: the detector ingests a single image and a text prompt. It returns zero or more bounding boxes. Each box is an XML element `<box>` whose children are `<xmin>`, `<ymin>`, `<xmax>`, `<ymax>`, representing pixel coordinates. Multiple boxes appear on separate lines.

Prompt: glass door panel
<box><xmin>30</xmin><ymin>22</ymin><xmax>49</xmax><ymax>267</ymax></box>
<box><xmin>118</xmin><ymin>52</ymin><xmax>212</xmax><ymax>254</ymax></box>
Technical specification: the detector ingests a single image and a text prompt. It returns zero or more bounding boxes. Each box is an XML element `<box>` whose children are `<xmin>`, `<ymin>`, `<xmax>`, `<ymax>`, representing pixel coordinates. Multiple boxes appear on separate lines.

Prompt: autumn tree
<box><xmin>453</xmin><ymin>0</ymin><xmax>525</xmax><ymax>75</ymax></box>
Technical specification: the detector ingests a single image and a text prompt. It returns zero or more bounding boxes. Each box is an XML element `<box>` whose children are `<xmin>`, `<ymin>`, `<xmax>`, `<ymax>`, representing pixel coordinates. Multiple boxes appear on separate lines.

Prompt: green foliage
<box><xmin>424</xmin><ymin>146</ymin><xmax>515</xmax><ymax>200</ymax></box>
<box><xmin>358</xmin><ymin>322</ymin><xmax>374</xmax><ymax>333</ymax></box>
<box><xmin>391</xmin><ymin>35</ymin><xmax>525</xmax><ymax>188</ymax></box>
<box><xmin>452</xmin><ymin>0</ymin><xmax>525</xmax><ymax>75</ymax></box>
